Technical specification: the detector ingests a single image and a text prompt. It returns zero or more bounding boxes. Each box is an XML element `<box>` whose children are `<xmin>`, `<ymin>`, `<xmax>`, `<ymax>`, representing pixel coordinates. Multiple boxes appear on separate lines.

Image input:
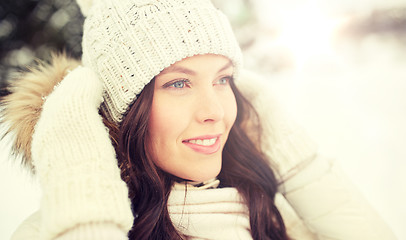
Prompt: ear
<box><xmin>0</xmin><ymin>53</ymin><xmax>81</xmax><ymax>172</ymax></box>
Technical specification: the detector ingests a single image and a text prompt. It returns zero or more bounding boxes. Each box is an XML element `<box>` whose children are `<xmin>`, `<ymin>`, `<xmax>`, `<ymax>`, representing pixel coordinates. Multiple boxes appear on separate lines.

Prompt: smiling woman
<box><xmin>109</xmin><ymin>53</ymin><xmax>290</xmax><ymax>239</ymax></box>
<box><xmin>0</xmin><ymin>0</ymin><xmax>398</xmax><ymax>239</ymax></box>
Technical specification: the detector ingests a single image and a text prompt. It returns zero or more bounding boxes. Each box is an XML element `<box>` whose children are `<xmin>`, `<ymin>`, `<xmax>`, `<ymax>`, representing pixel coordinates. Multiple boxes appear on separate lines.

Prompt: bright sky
<box><xmin>253</xmin><ymin>0</ymin><xmax>405</xmax><ymax>69</ymax></box>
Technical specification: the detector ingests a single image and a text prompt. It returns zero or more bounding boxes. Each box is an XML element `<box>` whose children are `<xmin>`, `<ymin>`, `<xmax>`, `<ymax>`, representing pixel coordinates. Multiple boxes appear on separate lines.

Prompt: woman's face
<box><xmin>148</xmin><ymin>54</ymin><xmax>237</xmax><ymax>182</ymax></box>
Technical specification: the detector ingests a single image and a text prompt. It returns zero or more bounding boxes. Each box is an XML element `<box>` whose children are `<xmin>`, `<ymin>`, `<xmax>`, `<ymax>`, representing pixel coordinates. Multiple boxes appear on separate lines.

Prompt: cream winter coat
<box><xmin>1</xmin><ymin>54</ymin><xmax>397</xmax><ymax>239</ymax></box>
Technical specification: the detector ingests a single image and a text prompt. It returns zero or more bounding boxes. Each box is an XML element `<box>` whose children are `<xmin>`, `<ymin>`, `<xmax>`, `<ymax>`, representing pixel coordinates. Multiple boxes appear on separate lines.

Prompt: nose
<box><xmin>195</xmin><ymin>88</ymin><xmax>224</xmax><ymax>123</ymax></box>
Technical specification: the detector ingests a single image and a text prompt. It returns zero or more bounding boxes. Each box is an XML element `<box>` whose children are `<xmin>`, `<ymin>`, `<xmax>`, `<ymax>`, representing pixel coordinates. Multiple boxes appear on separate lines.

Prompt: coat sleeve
<box><xmin>11</xmin><ymin>211</ymin><xmax>128</xmax><ymax>240</ymax></box>
<box><xmin>237</xmin><ymin>69</ymin><xmax>397</xmax><ymax>239</ymax></box>
<box><xmin>20</xmin><ymin>66</ymin><xmax>133</xmax><ymax>240</ymax></box>
<box><xmin>281</xmin><ymin>155</ymin><xmax>397</xmax><ymax>240</ymax></box>
<box><xmin>2</xmin><ymin>57</ymin><xmax>133</xmax><ymax>239</ymax></box>
<box><xmin>11</xmin><ymin>211</ymin><xmax>41</xmax><ymax>240</ymax></box>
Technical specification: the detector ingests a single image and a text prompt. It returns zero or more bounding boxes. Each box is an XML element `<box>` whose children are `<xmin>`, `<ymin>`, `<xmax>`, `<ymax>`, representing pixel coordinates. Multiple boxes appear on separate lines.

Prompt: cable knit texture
<box><xmin>55</xmin><ymin>223</ymin><xmax>127</xmax><ymax>240</ymax></box>
<box><xmin>30</xmin><ymin>66</ymin><xmax>133</xmax><ymax>239</ymax></box>
<box><xmin>81</xmin><ymin>0</ymin><xmax>243</xmax><ymax>123</ymax></box>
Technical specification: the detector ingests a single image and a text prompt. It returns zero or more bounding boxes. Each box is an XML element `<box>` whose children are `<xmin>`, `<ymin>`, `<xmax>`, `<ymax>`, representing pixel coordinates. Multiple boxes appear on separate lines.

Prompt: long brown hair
<box><xmin>103</xmin><ymin>78</ymin><xmax>289</xmax><ymax>239</ymax></box>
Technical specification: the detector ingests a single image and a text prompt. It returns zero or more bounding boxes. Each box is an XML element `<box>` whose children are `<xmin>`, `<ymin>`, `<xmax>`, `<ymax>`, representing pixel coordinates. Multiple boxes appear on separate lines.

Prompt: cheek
<box><xmin>148</xmin><ymin>100</ymin><xmax>172</xmax><ymax>169</ymax></box>
<box><xmin>148</xmin><ymin>95</ymin><xmax>189</xmax><ymax>156</ymax></box>
<box><xmin>149</xmin><ymin>109</ymin><xmax>172</xmax><ymax>139</ymax></box>
<box><xmin>224</xmin><ymin>91</ymin><xmax>238</xmax><ymax>129</ymax></box>
<box><xmin>149</xmin><ymin>100</ymin><xmax>178</xmax><ymax>143</ymax></box>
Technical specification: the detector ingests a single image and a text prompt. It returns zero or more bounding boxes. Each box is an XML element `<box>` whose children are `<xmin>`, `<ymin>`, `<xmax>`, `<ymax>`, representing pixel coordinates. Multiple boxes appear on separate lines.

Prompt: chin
<box><xmin>188</xmin><ymin>165</ymin><xmax>222</xmax><ymax>183</ymax></box>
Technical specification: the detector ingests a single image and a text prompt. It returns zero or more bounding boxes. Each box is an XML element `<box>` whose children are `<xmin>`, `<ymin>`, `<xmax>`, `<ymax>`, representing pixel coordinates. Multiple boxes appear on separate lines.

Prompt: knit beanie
<box><xmin>78</xmin><ymin>0</ymin><xmax>243</xmax><ymax>123</ymax></box>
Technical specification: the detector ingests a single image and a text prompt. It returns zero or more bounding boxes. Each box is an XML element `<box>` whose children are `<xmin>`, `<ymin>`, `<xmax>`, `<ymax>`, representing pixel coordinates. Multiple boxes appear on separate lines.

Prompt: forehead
<box><xmin>160</xmin><ymin>54</ymin><xmax>233</xmax><ymax>75</ymax></box>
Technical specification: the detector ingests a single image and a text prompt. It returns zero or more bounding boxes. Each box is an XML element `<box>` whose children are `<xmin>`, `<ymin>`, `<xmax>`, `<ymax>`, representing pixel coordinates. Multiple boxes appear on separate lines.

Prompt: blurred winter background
<box><xmin>1</xmin><ymin>0</ymin><xmax>405</xmax><ymax>239</ymax></box>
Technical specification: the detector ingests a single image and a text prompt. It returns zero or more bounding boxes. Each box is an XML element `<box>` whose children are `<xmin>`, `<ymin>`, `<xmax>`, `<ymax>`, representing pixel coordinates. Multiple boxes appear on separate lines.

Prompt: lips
<box><xmin>182</xmin><ymin>135</ymin><xmax>221</xmax><ymax>154</ymax></box>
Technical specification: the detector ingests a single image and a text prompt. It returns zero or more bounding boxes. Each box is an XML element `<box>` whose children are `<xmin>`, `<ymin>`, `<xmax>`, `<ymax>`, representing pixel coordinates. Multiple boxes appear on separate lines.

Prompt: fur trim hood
<box><xmin>0</xmin><ymin>54</ymin><xmax>80</xmax><ymax>171</ymax></box>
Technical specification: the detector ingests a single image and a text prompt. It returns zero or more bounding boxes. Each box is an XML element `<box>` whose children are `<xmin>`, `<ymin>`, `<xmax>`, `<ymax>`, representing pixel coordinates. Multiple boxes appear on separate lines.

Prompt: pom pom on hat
<box><xmin>81</xmin><ymin>0</ymin><xmax>243</xmax><ymax>123</ymax></box>
<box><xmin>76</xmin><ymin>0</ymin><xmax>96</xmax><ymax>16</ymax></box>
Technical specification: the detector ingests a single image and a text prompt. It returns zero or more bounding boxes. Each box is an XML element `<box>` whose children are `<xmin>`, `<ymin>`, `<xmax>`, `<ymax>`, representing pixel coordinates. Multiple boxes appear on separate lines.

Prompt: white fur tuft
<box><xmin>76</xmin><ymin>0</ymin><xmax>95</xmax><ymax>16</ymax></box>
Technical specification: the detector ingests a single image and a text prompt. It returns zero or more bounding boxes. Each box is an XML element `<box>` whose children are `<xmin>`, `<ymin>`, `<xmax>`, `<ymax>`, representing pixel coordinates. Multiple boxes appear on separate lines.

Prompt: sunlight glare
<box><xmin>274</xmin><ymin>3</ymin><xmax>342</xmax><ymax>68</ymax></box>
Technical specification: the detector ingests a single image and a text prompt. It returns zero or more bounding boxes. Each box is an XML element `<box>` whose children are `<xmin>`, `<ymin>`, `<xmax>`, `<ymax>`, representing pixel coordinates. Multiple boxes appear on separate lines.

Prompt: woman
<box><xmin>112</xmin><ymin>54</ymin><xmax>288</xmax><ymax>239</ymax></box>
<box><xmin>0</xmin><ymin>0</ymin><xmax>396</xmax><ymax>239</ymax></box>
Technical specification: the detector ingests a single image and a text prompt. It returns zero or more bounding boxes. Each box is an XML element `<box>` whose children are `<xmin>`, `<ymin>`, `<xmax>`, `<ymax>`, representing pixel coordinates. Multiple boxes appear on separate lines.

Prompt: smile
<box><xmin>182</xmin><ymin>135</ymin><xmax>221</xmax><ymax>154</ymax></box>
<box><xmin>185</xmin><ymin>138</ymin><xmax>217</xmax><ymax>146</ymax></box>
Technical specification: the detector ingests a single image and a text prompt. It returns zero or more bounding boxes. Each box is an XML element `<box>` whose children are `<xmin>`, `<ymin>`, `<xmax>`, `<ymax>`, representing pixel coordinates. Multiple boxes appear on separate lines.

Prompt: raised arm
<box><xmin>2</xmin><ymin>56</ymin><xmax>133</xmax><ymax>239</ymax></box>
<box><xmin>238</xmin><ymin>69</ymin><xmax>396</xmax><ymax>240</ymax></box>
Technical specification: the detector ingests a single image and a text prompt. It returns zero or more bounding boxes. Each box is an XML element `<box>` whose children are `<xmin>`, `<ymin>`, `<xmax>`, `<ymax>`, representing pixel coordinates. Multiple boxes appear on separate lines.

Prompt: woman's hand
<box><xmin>31</xmin><ymin>66</ymin><xmax>133</xmax><ymax>240</ymax></box>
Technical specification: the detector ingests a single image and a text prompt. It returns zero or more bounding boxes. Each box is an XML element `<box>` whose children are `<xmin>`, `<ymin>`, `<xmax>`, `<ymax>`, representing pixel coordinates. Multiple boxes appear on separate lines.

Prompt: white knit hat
<box><xmin>78</xmin><ymin>0</ymin><xmax>243</xmax><ymax>123</ymax></box>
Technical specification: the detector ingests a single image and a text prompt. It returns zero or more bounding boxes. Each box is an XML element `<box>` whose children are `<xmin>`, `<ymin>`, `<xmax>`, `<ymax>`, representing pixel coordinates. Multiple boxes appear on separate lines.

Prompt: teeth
<box><xmin>188</xmin><ymin>138</ymin><xmax>217</xmax><ymax>146</ymax></box>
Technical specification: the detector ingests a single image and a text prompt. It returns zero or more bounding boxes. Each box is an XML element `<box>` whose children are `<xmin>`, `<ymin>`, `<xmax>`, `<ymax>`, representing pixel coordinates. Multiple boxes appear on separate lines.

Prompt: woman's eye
<box><xmin>164</xmin><ymin>79</ymin><xmax>190</xmax><ymax>89</ymax></box>
<box><xmin>172</xmin><ymin>81</ymin><xmax>185</xmax><ymax>88</ymax></box>
<box><xmin>215</xmin><ymin>76</ymin><xmax>232</xmax><ymax>85</ymax></box>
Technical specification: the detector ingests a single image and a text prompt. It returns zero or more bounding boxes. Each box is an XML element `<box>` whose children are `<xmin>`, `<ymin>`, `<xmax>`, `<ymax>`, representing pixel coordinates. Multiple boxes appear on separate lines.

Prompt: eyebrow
<box><xmin>160</xmin><ymin>60</ymin><xmax>233</xmax><ymax>75</ymax></box>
